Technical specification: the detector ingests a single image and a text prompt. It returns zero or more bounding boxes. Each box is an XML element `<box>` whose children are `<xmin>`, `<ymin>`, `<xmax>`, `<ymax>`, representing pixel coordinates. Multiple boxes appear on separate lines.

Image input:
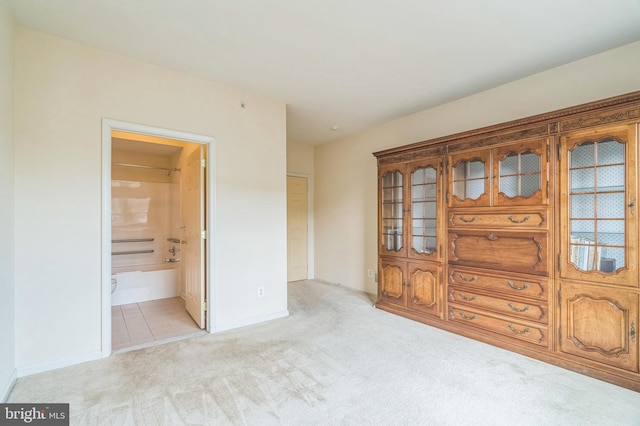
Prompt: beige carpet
<box><xmin>8</xmin><ymin>280</ymin><xmax>640</xmax><ymax>425</ymax></box>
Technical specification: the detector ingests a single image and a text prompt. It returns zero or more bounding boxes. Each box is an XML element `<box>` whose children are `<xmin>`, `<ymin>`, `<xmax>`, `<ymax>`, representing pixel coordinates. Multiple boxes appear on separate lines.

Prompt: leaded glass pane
<box><xmin>411</xmin><ymin>165</ymin><xmax>437</xmax><ymax>255</ymax></box>
<box><xmin>501</xmin><ymin>176</ymin><xmax>518</xmax><ymax>197</ymax></box>
<box><xmin>568</xmin><ymin>139</ymin><xmax>626</xmax><ymax>273</ymax></box>
<box><xmin>571</xmin><ymin>169</ymin><xmax>594</xmax><ymax>192</ymax></box>
<box><xmin>452</xmin><ymin>159</ymin><xmax>486</xmax><ymax>200</ymax></box>
<box><xmin>597</xmin><ymin>140</ymin><xmax>624</xmax><ymax>166</ymax></box>
<box><xmin>597</xmin><ymin>193</ymin><xmax>624</xmax><ymax>218</ymax></box>
<box><xmin>468</xmin><ymin>180</ymin><xmax>485</xmax><ymax>200</ymax></box>
<box><xmin>571</xmin><ymin>194</ymin><xmax>594</xmax><ymax>218</ymax></box>
<box><xmin>381</xmin><ymin>170</ymin><xmax>403</xmax><ymax>251</ymax></box>
<box><xmin>597</xmin><ymin>165</ymin><xmax>624</xmax><ymax>192</ymax></box>
<box><xmin>521</xmin><ymin>152</ymin><xmax>540</xmax><ymax>173</ymax></box>
<box><xmin>498</xmin><ymin>151</ymin><xmax>540</xmax><ymax>199</ymax></box>
<box><xmin>500</xmin><ymin>155</ymin><xmax>518</xmax><ymax>175</ymax></box>
<box><xmin>468</xmin><ymin>160</ymin><xmax>485</xmax><ymax>178</ymax></box>
<box><xmin>521</xmin><ymin>175</ymin><xmax>539</xmax><ymax>197</ymax></box>
<box><xmin>571</xmin><ymin>142</ymin><xmax>595</xmax><ymax>168</ymax></box>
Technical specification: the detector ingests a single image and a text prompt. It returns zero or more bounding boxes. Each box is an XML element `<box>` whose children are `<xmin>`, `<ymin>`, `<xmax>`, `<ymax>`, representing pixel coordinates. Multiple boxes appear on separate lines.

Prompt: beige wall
<box><xmin>13</xmin><ymin>28</ymin><xmax>287</xmax><ymax>371</ymax></box>
<box><xmin>287</xmin><ymin>140</ymin><xmax>314</xmax><ymax>176</ymax></box>
<box><xmin>315</xmin><ymin>40</ymin><xmax>640</xmax><ymax>294</ymax></box>
<box><xmin>0</xmin><ymin>1</ymin><xmax>15</xmax><ymax>400</ymax></box>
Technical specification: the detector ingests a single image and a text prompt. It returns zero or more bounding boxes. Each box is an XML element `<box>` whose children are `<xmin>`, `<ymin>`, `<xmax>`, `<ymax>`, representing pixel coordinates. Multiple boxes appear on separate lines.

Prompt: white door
<box><xmin>287</xmin><ymin>176</ymin><xmax>308</xmax><ymax>281</ymax></box>
<box><xmin>184</xmin><ymin>146</ymin><xmax>206</xmax><ymax>328</ymax></box>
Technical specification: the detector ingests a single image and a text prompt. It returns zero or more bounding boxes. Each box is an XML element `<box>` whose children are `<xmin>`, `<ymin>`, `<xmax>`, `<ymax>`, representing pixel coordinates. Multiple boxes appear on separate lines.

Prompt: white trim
<box><xmin>1</xmin><ymin>369</ymin><xmax>17</xmax><ymax>402</ymax></box>
<box><xmin>286</xmin><ymin>173</ymin><xmax>314</xmax><ymax>279</ymax></box>
<box><xmin>17</xmin><ymin>351</ymin><xmax>102</xmax><ymax>378</ymax></box>
<box><xmin>101</xmin><ymin>119</ymin><xmax>216</xmax><ymax>358</ymax></box>
<box><xmin>213</xmin><ymin>310</ymin><xmax>290</xmax><ymax>333</ymax></box>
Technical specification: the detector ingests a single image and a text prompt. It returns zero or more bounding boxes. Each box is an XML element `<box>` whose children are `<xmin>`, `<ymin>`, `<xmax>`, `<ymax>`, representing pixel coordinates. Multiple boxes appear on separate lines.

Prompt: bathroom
<box><xmin>110</xmin><ymin>131</ymin><xmax>206</xmax><ymax>351</ymax></box>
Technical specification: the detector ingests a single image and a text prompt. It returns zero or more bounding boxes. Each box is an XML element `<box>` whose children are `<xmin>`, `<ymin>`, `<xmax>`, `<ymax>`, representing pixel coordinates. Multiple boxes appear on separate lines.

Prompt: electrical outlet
<box><xmin>257</xmin><ymin>287</ymin><xmax>265</xmax><ymax>297</ymax></box>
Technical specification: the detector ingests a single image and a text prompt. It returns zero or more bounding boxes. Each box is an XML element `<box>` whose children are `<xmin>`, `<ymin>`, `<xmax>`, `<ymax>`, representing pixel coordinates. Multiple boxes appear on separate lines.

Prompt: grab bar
<box><xmin>112</xmin><ymin>250</ymin><xmax>154</xmax><ymax>256</ymax></box>
<box><xmin>112</xmin><ymin>238</ymin><xmax>154</xmax><ymax>243</ymax></box>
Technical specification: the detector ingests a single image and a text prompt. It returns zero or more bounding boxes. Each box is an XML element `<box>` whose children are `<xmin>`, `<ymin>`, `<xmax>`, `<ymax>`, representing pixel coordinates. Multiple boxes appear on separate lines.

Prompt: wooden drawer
<box><xmin>448</xmin><ymin>286</ymin><xmax>548</xmax><ymax>323</ymax></box>
<box><xmin>448</xmin><ymin>305</ymin><xmax>548</xmax><ymax>347</ymax></box>
<box><xmin>449</xmin><ymin>211</ymin><xmax>547</xmax><ymax>229</ymax></box>
<box><xmin>448</xmin><ymin>230</ymin><xmax>548</xmax><ymax>275</ymax></box>
<box><xmin>448</xmin><ymin>267</ymin><xmax>548</xmax><ymax>300</ymax></box>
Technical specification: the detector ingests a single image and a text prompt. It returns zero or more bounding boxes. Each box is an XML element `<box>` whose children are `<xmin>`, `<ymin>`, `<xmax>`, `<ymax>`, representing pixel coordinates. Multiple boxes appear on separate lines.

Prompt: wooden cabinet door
<box><xmin>379</xmin><ymin>258</ymin><xmax>407</xmax><ymax>307</ymax></box>
<box><xmin>448</xmin><ymin>150</ymin><xmax>491</xmax><ymax>208</ymax></box>
<box><xmin>559</xmin><ymin>124</ymin><xmax>638</xmax><ymax>287</ymax></box>
<box><xmin>559</xmin><ymin>281</ymin><xmax>638</xmax><ymax>372</ymax></box>
<box><xmin>407</xmin><ymin>158</ymin><xmax>442</xmax><ymax>261</ymax></box>
<box><xmin>493</xmin><ymin>138</ymin><xmax>549</xmax><ymax>207</ymax></box>
<box><xmin>407</xmin><ymin>262</ymin><xmax>441</xmax><ymax>317</ymax></box>
<box><xmin>379</xmin><ymin>164</ymin><xmax>408</xmax><ymax>258</ymax></box>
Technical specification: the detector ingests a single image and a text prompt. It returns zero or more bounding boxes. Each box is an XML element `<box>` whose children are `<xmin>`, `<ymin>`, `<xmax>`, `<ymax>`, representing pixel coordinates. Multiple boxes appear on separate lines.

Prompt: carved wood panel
<box><xmin>559</xmin><ymin>282</ymin><xmax>638</xmax><ymax>372</ymax></box>
<box><xmin>448</xmin><ymin>230</ymin><xmax>547</xmax><ymax>275</ymax></box>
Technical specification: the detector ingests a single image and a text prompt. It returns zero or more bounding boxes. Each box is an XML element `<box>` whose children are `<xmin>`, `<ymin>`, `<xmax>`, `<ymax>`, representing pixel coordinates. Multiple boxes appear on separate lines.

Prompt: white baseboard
<box><xmin>1</xmin><ymin>369</ymin><xmax>17</xmax><ymax>402</ymax></box>
<box><xmin>213</xmin><ymin>309</ymin><xmax>289</xmax><ymax>333</ymax></box>
<box><xmin>17</xmin><ymin>351</ymin><xmax>102</xmax><ymax>378</ymax></box>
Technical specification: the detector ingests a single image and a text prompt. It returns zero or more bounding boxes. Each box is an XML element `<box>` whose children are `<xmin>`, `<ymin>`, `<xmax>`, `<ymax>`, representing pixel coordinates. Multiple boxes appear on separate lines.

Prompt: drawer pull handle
<box><xmin>507</xmin><ymin>281</ymin><xmax>530</xmax><ymax>291</ymax></box>
<box><xmin>508</xmin><ymin>324</ymin><xmax>530</xmax><ymax>335</ymax></box>
<box><xmin>508</xmin><ymin>303</ymin><xmax>530</xmax><ymax>313</ymax></box>
<box><xmin>508</xmin><ymin>215</ymin><xmax>530</xmax><ymax>224</ymax></box>
<box><xmin>459</xmin><ymin>215</ymin><xmax>478</xmax><ymax>223</ymax></box>
<box><xmin>459</xmin><ymin>274</ymin><xmax>478</xmax><ymax>282</ymax></box>
<box><xmin>459</xmin><ymin>311</ymin><xmax>477</xmax><ymax>320</ymax></box>
<box><xmin>459</xmin><ymin>292</ymin><xmax>477</xmax><ymax>302</ymax></box>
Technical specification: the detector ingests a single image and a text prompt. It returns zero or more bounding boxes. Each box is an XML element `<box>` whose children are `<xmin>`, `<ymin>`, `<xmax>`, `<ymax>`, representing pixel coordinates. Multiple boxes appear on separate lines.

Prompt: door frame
<box><xmin>286</xmin><ymin>173</ymin><xmax>314</xmax><ymax>280</ymax></box>
<box><xmin>101</xmin><ymin>119</ymin><xmax>216</xmax><ymax>357</ymax></box>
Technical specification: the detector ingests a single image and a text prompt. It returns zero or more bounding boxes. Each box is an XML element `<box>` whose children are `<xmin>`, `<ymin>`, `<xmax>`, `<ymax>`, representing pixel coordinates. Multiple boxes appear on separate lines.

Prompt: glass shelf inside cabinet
<box><xmin>499</xmin><ymin>151</ymin><xmax>541</xmax><ymax>198</ymax></box>
<box><xmin>452</xmin><ymin>159</ymin><xmax>485</xmax><ymax>200</ymax></box>
<box><xmin>381</xmin><ymin>170</ymin><xmax>404</xmax><ymax>252</ymax></box>
<box><xmin>568</xmin><ymin>138</ymin><xmax>626</xmax><ymax>272</ymax></box>
<box><xmin>411</xmin><ymin>166</ymin><xmax>437</xmax><ymax>254</ymax></box>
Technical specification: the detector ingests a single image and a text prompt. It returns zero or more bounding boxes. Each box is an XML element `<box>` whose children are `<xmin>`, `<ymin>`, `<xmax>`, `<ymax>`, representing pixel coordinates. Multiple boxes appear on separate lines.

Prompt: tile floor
<box><xmin>112</xmin><ymin>297</ymin><xmax>202</xmax><ymax>351</ymax></box>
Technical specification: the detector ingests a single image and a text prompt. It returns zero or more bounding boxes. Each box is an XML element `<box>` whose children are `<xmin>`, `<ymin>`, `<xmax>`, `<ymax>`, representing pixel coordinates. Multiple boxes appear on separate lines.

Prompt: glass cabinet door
<box><xmin>380</xmin><ymin>166</ymin><xmax>406</xmax><ymax>257</ymax></box>
<box><xmin>409</xmin><ymin>159</ymin><xmax>441</xmax><ymax>260</ymax></box>
<box><xmin>448</xmin><ymin>150</ymin><xmax>491</xmax><ymax>207</ymax></box>
<box><xmin>560</xmin><ymin>125</ymin><xmax>637</xmax><ymax>286</ymax></box>
<box><xmin>494</xmin><ymin>139</ymin><xmax>548</xmax><ymax>206</ymax></box>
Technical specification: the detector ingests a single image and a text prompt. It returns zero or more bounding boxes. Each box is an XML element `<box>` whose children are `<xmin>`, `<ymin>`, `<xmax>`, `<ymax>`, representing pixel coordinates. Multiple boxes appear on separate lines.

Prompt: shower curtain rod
<box><xmin>112</xmin><ymin>162</ymin><xmax>181</xmax><ymax>173</ymax></box>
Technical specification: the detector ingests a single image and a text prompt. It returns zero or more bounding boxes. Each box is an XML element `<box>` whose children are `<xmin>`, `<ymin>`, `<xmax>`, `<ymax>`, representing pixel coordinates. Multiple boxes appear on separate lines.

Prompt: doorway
<box><xmin>287</xmin><ymin>175</ymin><xmax>309</xmax><ymax>281</ymax></box>
<box><xmin>101</xmin><ymin>120</ymin><xmax>214</xmax><ymax>356</ymax></box>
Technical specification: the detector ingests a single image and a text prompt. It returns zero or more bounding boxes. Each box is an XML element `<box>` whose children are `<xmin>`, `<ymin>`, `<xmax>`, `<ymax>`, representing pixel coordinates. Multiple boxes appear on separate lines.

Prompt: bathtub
<box><xmin>111</xmin><ymin>263</ymin><xmax>180</xmax><ymax>306</ymax></box>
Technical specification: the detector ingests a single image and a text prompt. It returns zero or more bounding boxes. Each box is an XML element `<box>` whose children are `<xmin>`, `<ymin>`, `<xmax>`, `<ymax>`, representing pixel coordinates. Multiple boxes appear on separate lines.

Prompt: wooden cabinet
<box><xmin>558</xmin><ymin>282</ymin><xmax>638</xmax><ymax>372</ymax></box>
<box><xmin>379</xmin><ymin>259</ymin><xmax>442</xmax><ymax>318</ymax></box>
<box><xmin>377</xmin><ymin>156</ymin><xmax>444</xmax><ymax>319</ymax></box>
<box><xmin>558</xmin><ymin>124</ymin><xmax>638</xmax><ymax>286</ymax></box>
<box><xmin>374</xmin><ymin>91</ymin><xmax>640</xmax><ymax>391</ymax></box>
<box><xmin>448</xmin><ymin>138</ymin><xmax>549</xmax><ymax>208</ymax></box>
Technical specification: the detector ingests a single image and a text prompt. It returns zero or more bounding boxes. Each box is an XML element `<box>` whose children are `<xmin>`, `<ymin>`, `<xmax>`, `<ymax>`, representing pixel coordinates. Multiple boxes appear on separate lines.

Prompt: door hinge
<box><xmin>546</xmin><ymin>144</ymin><xmax>550</xmax><ymax>162</ymax></box>
<box><xmin>546</xmin><ymin>181</ymin><xmax>549</xmax><ymax>199</ymax></box>
<box><xmin>201</xmin><ymin>159</ymin><xmax>207</xmax><ymax>168</ymax></box>
<box><xmin>201</xmin><ymin>230</ymin><xmax>207</xmax><ymax>239</ymax></box>
<box><xmin>558</xmin><ymin>253</ymin><xmax>561</xmax><ymax>272</ymax></box>
<box><xmin>202</xmin><ymin>301</ymin><xmax>207</xmax><ymax>312</ymax></box>
<box><xmin>558</xmin><ymin>288</ymin><xmax>562</xmax><ymax>308</ymax></box>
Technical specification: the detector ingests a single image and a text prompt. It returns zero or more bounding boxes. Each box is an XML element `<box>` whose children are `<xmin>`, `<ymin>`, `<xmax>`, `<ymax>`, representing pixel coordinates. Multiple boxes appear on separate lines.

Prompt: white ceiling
<box><xmin>8</xmin><ymin>0</ymin><xmax>640</xmax><ymax>145</ymax></box>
